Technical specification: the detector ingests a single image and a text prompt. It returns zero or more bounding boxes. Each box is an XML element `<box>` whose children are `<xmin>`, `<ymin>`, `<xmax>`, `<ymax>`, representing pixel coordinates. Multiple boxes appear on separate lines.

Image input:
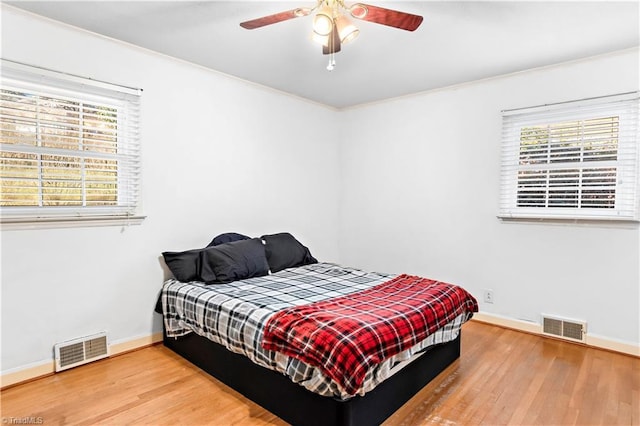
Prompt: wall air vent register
<box><xmin>54</xmin><ymin>332</ymin><xmax>109</xmax><ymax>372</ymax></box>
<box><xmin>542</xmin><ymin>315</ymin><xmax>587</xmax><ymax>343</ymax></box>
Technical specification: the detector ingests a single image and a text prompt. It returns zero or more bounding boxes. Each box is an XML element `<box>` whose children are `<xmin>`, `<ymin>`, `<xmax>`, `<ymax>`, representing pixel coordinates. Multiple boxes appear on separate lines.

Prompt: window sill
<box><xmin>1</xmin><ymin>215</ymin><xmax>146</xmax><ymax>231</ymax></box>
<box><xmin>497</xmin><ymin>215</ymin><xmax>639</xmax><ymax>228</ymax></box>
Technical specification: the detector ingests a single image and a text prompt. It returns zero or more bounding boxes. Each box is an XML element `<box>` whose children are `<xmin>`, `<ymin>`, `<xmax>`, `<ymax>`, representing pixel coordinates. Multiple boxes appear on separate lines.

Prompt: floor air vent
<box><xmin>54</xmin><ymin>332</ymin><xmax>109</xmax><ymax>372</ymax></box>
<box><xmin>542</xmin><ymin>315</ymin><xmax>586</xmax><ymax>343</ymax></box>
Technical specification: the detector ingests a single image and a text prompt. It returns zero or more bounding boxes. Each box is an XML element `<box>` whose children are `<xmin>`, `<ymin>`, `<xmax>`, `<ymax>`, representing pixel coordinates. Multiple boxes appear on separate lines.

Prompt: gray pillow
<box><xmin>199</xmin><ymin>238</ymin><xmax>269</xmax><ymax>283</ymax></box>
<box><xmin>162</xmin><ymin>249</ymin><xmax>209</xmax><ymax>282</ymax></box>
<box><xmin>261</xmin><ymin>233</ymin><xmax>317</xmax><ymax>273</ymax></box>
<box><xmin>206</xmin><ymin>232</ymin><xmax>250</xmax><ymax>247</ymax></box>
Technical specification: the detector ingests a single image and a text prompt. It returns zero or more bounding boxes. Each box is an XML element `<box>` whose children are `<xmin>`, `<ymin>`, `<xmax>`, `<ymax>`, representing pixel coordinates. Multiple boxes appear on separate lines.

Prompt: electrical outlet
<box><xmin>483</xmin><ymin>289</ymin><xmax>494</xmax><ymax>304</ymax></box>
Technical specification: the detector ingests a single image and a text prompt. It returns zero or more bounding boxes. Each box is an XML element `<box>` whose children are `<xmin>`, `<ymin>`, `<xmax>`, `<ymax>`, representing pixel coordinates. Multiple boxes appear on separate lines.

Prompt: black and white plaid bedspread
<box><xmin>162</xmin><ymin>262</ymin><xmax>468</xmax><ymax>398</ymax></box>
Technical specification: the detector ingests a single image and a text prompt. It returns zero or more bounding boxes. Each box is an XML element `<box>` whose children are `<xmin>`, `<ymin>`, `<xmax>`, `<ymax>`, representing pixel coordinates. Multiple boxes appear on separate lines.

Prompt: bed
<box><xmin>159</xmin><ymin>233</ymin><xmax>478</xmax><ymax>426</ymax></box>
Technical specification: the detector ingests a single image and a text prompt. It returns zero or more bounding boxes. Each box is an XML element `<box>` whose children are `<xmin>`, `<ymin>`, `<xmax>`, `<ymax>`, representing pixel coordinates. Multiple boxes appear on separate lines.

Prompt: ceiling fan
<box><xmin>240</xmin><ymin>0</ymin><xmax>423</xmax><ymax>71</ymax></box>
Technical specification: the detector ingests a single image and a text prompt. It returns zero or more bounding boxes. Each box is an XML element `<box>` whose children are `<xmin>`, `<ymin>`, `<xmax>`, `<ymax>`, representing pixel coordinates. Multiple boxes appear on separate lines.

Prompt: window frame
<box><xmin>499</xmin><ymin>92</ymin><xmax>640</xmax><ymax>223</ymax></box>
<box><xmin>0</xmin><ymin>60</ymin><xmax>144</xmax><ymax>230</ymax></box>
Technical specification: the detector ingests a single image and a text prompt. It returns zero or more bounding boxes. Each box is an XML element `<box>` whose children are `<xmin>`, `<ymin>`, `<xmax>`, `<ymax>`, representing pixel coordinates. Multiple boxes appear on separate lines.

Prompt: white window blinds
<box><xmin>499</xmin><ymin>92</ymin><xmax>639</xmax><ymax>221</ymax></box>
<box><xmin>0</xmin><ymin>61</ymin><xmax>142</xmax><ymax>223</ymax></box>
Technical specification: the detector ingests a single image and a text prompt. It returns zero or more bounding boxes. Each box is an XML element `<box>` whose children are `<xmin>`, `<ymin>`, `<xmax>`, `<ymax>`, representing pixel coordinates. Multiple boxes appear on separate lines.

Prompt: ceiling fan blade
<box><xmin>349</xmin><ymin>3</ymin><xmax>423</xmax><ymax>31</ymax></box>
<box><xmin>323</xmin><ymin>21</ymin><xmax>342</xmax><ymax>55</ymax></box>
<box><xmin>240</xmin><ymin>8</ymin><xmax>310</xmax><ymax>30</ymax></box>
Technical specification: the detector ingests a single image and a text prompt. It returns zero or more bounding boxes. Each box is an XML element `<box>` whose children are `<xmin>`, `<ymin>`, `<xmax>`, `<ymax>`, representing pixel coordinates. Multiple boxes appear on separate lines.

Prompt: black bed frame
<box><xmin>163</xmin><ymin>330</ymin><xmax>461</xmax><ymax>426</ymax></box>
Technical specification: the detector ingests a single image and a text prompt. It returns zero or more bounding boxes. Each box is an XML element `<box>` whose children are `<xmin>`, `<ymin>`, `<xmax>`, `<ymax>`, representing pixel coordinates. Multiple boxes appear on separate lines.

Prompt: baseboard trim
<box><xmin>110</xmin><ymin>332</ymin><xmax>164</xmax><ymax>356</ymax></box>
<box><xmin>584</xmin><ymin>334</ymin><xmax>640</xmax><ymax>357</ymax></box>
<box><xmin>472</xmin><ymin>312</ymin><xmax>639</xmax><ymax>357</ymax></box>
<box><xmin>1</xmin><ymin>332</ymin><xmax>163</xmax><ymax>389</ymax></box>
<box><xmin>0</xmin><ymin>361</ymin><xmax>56</xmax><ymax>389</ymax></box>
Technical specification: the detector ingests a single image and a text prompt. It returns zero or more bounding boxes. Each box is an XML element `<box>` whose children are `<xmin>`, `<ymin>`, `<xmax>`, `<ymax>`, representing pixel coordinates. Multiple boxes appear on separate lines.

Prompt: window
<box><xmin>0</xmin><ymin>60</ymin><xmax>143</xmax><ymax>228</ymax></box>
<box><xmin>499</xmin><ymin>92</ymin><xmax>639</xmax><ymax>221</ymax></box>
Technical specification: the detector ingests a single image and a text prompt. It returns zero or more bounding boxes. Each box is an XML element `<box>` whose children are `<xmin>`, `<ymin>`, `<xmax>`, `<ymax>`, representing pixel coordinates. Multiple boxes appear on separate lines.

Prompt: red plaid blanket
<box><xmin>262</xmin><ymin>274</ymin><xmax>478</xmax><ymax>395</ymax></box>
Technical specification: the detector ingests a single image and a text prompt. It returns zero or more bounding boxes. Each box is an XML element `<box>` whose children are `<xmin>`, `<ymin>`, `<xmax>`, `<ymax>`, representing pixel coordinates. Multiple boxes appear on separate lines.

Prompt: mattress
<box><xmin>161</xmin><ymin>262</ymin><xmax>471</xmax><ymax>399</ymax></box>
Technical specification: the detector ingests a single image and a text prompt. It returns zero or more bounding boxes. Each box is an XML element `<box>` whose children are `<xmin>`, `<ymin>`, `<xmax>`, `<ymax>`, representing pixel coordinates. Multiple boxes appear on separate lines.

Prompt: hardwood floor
<box><xmin>1</xmin><ymin>321</ymin><xmax>638</xmax><ymax>425</ymax></box>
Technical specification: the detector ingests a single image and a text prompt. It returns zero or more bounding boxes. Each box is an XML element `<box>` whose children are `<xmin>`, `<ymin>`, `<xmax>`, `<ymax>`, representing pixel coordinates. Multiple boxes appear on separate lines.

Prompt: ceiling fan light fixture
<box><xmin>311</xmin><ymin>31</ymin><xmax>330</xmax><ymax>46</ymax></box>
<box><xmin>313</xmin><ymin>6</ymin><xmax>334</xmax><ymax>36</ymax></box>
<box><xmin>335</xmin><ymin>15</ymin><xmax>359</xmax><ymax>44</ymax></box>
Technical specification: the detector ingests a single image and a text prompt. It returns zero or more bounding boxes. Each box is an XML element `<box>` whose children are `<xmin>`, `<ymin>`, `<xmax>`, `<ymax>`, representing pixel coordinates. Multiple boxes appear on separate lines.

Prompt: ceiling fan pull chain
<box><xmin>327</xmin><ymin>8</ymin><xmax>336</xmax><ymax>71</ymax></box>
<box><xmin>327</xmin><ymin>54</ymin><xmax>336</xmax><ymax>71</ymax></box>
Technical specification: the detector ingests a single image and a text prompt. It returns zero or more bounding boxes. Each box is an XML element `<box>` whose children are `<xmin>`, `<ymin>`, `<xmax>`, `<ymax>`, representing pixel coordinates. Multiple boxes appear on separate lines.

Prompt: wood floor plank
<box><xmin>1</xmin><ymin>321</ymin><xmax>638</xmax><ymax>425</ymax></box>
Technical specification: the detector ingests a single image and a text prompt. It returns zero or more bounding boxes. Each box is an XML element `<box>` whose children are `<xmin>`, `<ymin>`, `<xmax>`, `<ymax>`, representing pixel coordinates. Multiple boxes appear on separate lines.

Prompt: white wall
<box><xmin>2</xmin><ymin>6</ymin><xmax>639</xmax><ymax>376</ymax></box>
<box><xmin>338</xmin><ymin>49</ymin><xmax>640</xmax><ymax>347</ymax></box>
<box><xmin>0</xmin><ymin>7</ymin><xmax>341</xmax><ymax>372</ymax></box>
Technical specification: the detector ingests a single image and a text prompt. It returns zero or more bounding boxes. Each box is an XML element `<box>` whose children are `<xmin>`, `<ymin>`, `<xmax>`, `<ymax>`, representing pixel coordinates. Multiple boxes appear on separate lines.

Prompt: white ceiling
<box><xmin>5</xmin><ymin>1</ymin><xmax>640</xmax><ymax>109</ymax></box>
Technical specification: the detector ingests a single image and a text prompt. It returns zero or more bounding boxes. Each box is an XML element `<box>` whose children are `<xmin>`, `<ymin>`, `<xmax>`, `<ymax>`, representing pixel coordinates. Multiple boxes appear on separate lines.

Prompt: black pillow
<box><xmin>206</xmin><ymin>232</ymin><xmax>250</xmax><ymax>248</ymax></box>
<box><xmin>200</xmin><ymin>238</ymin><xmax>269</xmax><ymax>284</ymax></box>
<box><xmin>261</xmin><ymin>233</ymin><xmax>317</xmax><ymax>273</ymax></box>
<box><xmin>162</xmin><ymin>249</ymin><xmax>209</xmax><ymax>282</ymax></box>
